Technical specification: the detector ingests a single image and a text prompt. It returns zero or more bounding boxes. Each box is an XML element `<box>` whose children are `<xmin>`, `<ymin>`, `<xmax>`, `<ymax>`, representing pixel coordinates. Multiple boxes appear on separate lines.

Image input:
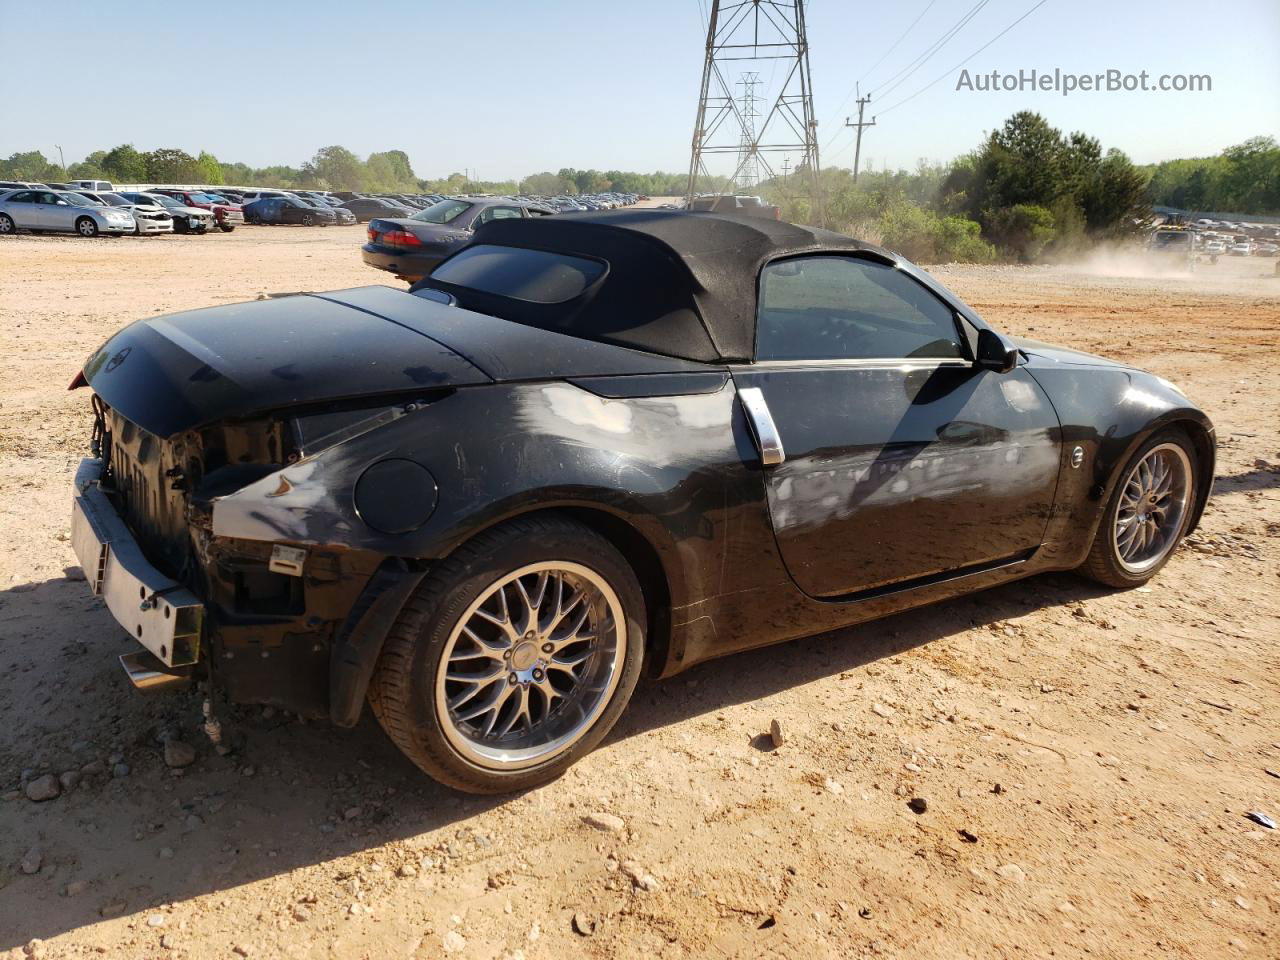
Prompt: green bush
<box><xmin>874</xmin><ymin>201</ymin><xmax>995</xmax><ymax>263</ymax></box>
<box><xmin>934</xmin><ymin>216</ymin><xmax>996</xmax><ymax>262</ymax></box>
<box><xmin>984</xmin><ymin>203</ymin><xmax>1056</xmax><ymax>262</ymax></box>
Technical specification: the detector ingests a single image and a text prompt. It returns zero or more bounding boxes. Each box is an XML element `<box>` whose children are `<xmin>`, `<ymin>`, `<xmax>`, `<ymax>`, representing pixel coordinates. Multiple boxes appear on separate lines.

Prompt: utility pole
<box><xmin>845</xmin><ymin>94</ymin><xmax>876</xmax><ymax>183</ymax></box>
<box><xmin>55</xmin><ymin>144</ymin><xmax>66</xmax><ymax>177</ymax></box>
<box><xmin>781</xmin><ymin>157</ymin><xmax>791</xmax><ymax>183</ymax></box>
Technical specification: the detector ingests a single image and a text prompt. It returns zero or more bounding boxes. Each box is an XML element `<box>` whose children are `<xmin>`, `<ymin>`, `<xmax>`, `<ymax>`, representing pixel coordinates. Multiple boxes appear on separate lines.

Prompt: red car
<box><xmin>150</xmin><ymin>189</ymin><xmax>244</xmax><ymax>232</ymax></box>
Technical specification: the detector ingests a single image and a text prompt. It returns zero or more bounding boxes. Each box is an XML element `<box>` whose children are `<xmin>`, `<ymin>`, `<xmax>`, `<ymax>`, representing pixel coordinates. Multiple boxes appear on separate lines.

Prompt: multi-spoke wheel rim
<box><xmin>0</xmin><ymin>216</ymin><xmax>12</xmax><ymax>234</ymax></box>
<box><xmin>78</xmin><ymin>219</ymin><xmax>95</xmax><ymax>236</ymax></box>
<box><xmin>1113</xmin><ymin>443</ymin><xmax>1192</xmax><ymax>574</ymax></box>
<box><xmin>435</xmin><ymin>561</ymin><xmax>626</xmax><ymax>771</ymax></box>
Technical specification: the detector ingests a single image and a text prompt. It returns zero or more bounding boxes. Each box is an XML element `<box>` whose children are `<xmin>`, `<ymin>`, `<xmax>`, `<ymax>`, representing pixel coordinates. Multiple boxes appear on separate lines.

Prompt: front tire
<box><xmin>76</xmin><ymin>217</ymin><xmax>99</xmax><ymax>238</ymax></box>
<box><xmin>1077</xmin><ymin>431</ymin><xmax>1198</xmax><ymax>588</ymax></box>
<box><xmin>369</xmin><ymin>515</ymin><xmax>646</xmax><ymax>794</ymax></box>
<box><xmin>220</xmin><ymin>224</ymin><xmax>235</xmax><ymax>232</ymax></box>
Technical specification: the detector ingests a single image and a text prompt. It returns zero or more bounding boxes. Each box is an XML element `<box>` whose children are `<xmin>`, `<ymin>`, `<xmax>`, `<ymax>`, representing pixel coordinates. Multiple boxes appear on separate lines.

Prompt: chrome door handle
<box><xmin>738</xmin><ymin>387</ymin><xmax>785</xmax><ymax>466</ymax></box>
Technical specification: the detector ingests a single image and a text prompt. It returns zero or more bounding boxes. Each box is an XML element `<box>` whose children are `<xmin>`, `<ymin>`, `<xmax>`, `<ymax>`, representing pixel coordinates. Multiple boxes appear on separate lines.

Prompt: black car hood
<box><xmin>82</xmin><ymin>285</ymin><xmax>711</xmax><ymax>436</ymax></box>
<box><xmin>1011</xmin><ymin>336</ymin><xmax>1130</xmax><ymax>369</ymax></box>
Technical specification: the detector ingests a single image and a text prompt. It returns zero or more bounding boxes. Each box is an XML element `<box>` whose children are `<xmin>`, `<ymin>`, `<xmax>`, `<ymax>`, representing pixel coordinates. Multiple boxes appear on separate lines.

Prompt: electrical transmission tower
<box><xmin>686</xmin><ymin>1</ymin><xmax>822</xmax><ymax>217</ymax></box>
<box><xmin>735</xmin><ymin>72</ymin><xmax>762</xmax><ymax>191</ymax></box>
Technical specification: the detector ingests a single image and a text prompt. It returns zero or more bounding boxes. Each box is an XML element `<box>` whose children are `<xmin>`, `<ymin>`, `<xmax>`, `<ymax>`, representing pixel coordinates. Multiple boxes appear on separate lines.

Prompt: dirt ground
<box><xmin>0</xmin><ymin>225</ymin><xmax>1277</xmax><ymax>960</ymax></box>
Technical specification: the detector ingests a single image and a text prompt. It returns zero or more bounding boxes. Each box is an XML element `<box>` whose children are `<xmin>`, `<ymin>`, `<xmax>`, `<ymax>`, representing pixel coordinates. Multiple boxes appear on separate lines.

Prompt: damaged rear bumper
<box><xmin>71</xmin><ymin>457</ymin><xmax>204</xmax><ymax>669</ymax></box>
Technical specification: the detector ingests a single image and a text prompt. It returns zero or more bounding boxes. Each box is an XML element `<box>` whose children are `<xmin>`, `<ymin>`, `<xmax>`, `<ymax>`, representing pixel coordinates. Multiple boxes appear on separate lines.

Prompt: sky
<box><xmin>1</xmin><ymin>0</ymin><xmax>1277</xmax><ymax>181</ymax></box>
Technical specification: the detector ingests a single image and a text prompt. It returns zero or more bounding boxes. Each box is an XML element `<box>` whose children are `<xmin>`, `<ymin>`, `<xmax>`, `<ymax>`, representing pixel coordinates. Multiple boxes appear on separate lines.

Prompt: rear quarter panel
<box><xmin>208</xmin><ymin>379</ymin><xmax>783</xmax><ymax>632</ymax></box>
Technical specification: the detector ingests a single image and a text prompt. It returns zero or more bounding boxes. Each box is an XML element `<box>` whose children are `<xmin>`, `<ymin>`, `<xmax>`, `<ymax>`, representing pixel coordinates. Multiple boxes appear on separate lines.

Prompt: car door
<box><xmin>731</xmin><ymin>253</ymin><xmax>1062</xmax><ymax>599</ymax></box>
<box><xmin>3</xmin><ymin>190</ymin><xmax>41</xmax><ymax>228</ymax></box>
<box><xmin>37</xmin><ymin>192</ymin><xmax>77</xmax><ymax>231</ymax></box>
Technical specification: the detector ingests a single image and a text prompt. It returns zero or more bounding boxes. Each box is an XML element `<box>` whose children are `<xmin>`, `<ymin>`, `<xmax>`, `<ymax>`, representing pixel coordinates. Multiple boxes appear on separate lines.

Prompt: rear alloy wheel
<box><xmin>0</xmin><ymin>213</ymin><xmax>14</xmax><ymax>235</ymax></box>
<box><xmin>1078</xmin><ymin>432</ymin><xmax>1197</xmax><ymax>587</ymax></box>
<box><xmin>76</xmin><ymin>217</ymin><xmax>99</xmax><ymax>238</ymax></box>
<box><xmin>369</xmin><ymin>516</ymin><xmax>645</xmax><ymax>793</ymax></box>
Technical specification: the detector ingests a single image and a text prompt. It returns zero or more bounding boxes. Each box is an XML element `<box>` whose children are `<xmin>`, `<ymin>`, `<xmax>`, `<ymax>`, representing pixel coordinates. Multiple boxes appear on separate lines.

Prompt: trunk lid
<box><xmin>81</xmin><ymin>289</ymin><xmax>492</xmax><ymax>436</ymax></box>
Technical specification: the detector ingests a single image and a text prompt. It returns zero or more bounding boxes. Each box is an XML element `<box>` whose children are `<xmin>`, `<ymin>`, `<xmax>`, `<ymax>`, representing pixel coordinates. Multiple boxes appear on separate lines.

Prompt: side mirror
<box><xmin>974</xmin><ymin>328</ymin><xmax>1019</xmax><ymax>373</ymax></box>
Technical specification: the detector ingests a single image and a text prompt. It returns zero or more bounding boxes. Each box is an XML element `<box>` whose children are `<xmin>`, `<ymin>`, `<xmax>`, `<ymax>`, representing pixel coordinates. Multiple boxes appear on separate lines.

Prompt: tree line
<box><xmin>0</xmin><ymin>143</ymin><xmax>732</xmax><ymax>199</ymax></box>
<box><xmin>766</xmin><ymin>113</ymin><xmax>1275</xmax><ymax>262</ymax></box>
<box><xmin>1141</xmin><ymin>136</ymin><xmax>1279</xmax><ymax>215</ymax></box>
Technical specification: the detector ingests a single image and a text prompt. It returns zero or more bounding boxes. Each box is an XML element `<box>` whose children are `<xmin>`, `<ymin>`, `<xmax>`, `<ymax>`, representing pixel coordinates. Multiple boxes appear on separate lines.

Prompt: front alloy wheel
<box><xmin>1112</xmin><ymin>442</ymin><xmax>1192</xmax><ymax>575</ymax></box>
<box><xmin>76</xmin><ymin>217</ymin><xmax>99</xmax><ymax>238</ymax></box>
<box><xmin>1078</xmin><ymin>431</ymin><xmax>1198</xmax><ymax>587</ymax></box>
<box><xmin>369</xmin><ymin>515</ymin><xmax>645</xmax><ymax>793</ymax></box>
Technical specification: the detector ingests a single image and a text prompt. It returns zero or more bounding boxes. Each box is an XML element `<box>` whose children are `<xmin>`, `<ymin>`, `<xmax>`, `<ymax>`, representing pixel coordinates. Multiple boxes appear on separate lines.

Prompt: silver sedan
<box><xmin>0</xmin><ymin>189</ymin><xmax>135</xmax><ymax>237</ymax></box>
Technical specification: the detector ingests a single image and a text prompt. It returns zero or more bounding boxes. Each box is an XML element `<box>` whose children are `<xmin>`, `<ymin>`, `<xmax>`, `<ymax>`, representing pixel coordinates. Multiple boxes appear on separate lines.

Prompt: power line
<box><xmin>822</xmin><ymin>0</ymin><xmax>939</xmax><ymax>140</ymax></box>
<box><xmin>825</xmin><ymin>0</ymin><xmax>990</xmax><ymax>153</ymax></box>
<box><xmin>867</xmin><ymin>0</ymin><xmax>991</xmax><ymax>100</ymax></box>
<box><xmin>876</xmin><ymin>0</ymin><xmax>1052</xmax><ymax>116</ymax></box>
<box><xmin>858</xmin><ymin>0</ymin><xmax>939</xmax><ymax>88</ymax></box>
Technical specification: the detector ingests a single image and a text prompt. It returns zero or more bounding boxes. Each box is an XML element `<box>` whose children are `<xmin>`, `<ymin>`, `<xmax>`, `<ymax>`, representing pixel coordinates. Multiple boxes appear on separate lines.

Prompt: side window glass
<box><xmin>756</xmin><ymin>256</ymin><xmax>964</xmax><ymax>361</ymax></box>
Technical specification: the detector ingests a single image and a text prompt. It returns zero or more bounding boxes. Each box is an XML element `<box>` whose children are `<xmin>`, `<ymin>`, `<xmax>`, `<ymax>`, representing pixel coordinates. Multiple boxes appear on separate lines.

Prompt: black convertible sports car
<box><xmin>68</xmin><ymin>211</ymin><xmax>1213</xmax><ymax>794</ymax></box>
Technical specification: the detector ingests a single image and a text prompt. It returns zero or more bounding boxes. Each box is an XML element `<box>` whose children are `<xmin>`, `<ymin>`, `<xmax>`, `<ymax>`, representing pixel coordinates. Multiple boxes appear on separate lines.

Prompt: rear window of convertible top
<box><xmin>427</xmin><ymin>243</ymin><xmax>605</xmax><ymax>304</ymax></box>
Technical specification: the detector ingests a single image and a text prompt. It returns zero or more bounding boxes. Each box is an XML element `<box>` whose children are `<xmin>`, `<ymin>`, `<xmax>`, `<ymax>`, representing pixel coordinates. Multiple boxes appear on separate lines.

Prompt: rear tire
<box><xmin>369</xmin><ymin>515</ymin><xmax>646</xmax><ymax>794</ymax></box>
<box><xmin>1077</xmin><ymin>431</ymin><xmax>1199</xmax><ymax>588</ymax></box>
<box><xmin>0</xmin><ymin>214</ymin><xmax>14</xmax><ymax>235</ymax></box>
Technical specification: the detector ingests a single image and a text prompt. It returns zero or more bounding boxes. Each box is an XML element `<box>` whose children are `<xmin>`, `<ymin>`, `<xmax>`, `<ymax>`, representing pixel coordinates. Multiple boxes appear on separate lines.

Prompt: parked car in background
<box><xmin>362</xmin><ymin>198</ymin><xmax>546</xmax><ymax>282</ymax></box>
<box><xmin>150</xmin><ymin>189</ymin><xmax>243</xmax><ymax>232</ymax></box>
<box><xmin>74</xmin><ymin>190</ymin><xmax>173</xmax><ymax>235</ymax></box>
<box><xmin>300</xmin><ymin>196</ymin><xmax>355</xmax><ymax>225</ymax></box>
<box><xmin>237</xmin><ymin>189</ymin><xmax>292</xmax><ymax>204</ymax></box>
<box><xmin>1252</xmin><ymin>241</ymin><xmax>1278</xmax><ymax>257</ymax></box>
<box><xmin>0</xmin><ymin>188</ymin><xmax>134</xmax><ymax>236</ymax></box>
<box><xmin>688</xmin><ymin>194</ymin><xmax>781</xmax><ymax>219</ymax></box>
<box><xmin>1229</xmin><ymin>239</ymin><xmax>1253</xmax><ymax>256</ymax></box>
<box><xmin>67</xmin><ymin>179</ymin><xmax>115</xmax><ymax>193</ymax></box>
<box><xmin>244</xmin><ymin>195</ymin><xmax>338</xmax><ymax>226</ymax></box>
<box><xmin>339</xmin><ymin>196</ymin><xmax>416</xmax><ymax>223</ymax></box>
<box><xmin>120</xmin><ymin>192</ymin><xmax>215</xmax><ymax>234</ymax></box>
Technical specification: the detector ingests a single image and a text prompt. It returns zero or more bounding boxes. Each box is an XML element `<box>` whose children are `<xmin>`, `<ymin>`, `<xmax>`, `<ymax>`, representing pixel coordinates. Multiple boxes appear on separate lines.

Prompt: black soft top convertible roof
<box><xmin>456</xmin><ymin>210</ymin><xmax>885</xmax><ymax>363</ymax></box>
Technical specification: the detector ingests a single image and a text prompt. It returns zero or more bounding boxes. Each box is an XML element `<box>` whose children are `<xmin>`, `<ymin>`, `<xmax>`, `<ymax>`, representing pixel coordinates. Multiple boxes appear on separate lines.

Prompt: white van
<box><xmin>67</xmin><ymin>179</ymin><xmax>115</xmax><ymax>192</ymax></box>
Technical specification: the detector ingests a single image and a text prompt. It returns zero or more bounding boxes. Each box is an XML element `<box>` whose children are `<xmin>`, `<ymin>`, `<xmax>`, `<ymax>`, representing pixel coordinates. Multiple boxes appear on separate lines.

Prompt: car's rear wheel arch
<box><xmin>553</xmin><ymin>506</ymin><xmax>672</xmax><ymax>677</ymax></box>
